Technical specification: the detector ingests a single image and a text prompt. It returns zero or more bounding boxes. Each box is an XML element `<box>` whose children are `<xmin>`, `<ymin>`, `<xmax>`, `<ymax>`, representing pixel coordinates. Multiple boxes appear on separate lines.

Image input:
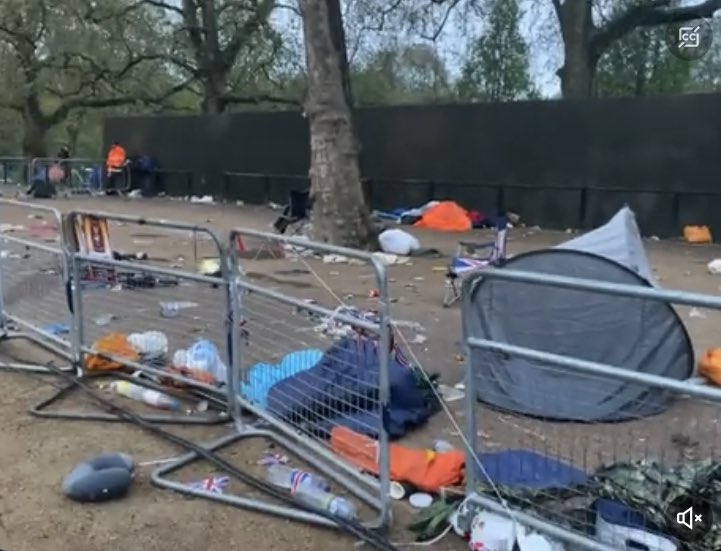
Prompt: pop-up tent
<box><xmin>463</xmin><ymin>206</ymin><xmax>694</xmax><ymax>422</ymax></box>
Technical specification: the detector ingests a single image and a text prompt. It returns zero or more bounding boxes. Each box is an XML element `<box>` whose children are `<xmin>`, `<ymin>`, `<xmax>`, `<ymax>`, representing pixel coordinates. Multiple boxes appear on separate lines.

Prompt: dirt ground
<box><xmin>0</xmin><ymin>192</ymin><xmax>720</xmax><ymax>551</ymax></box>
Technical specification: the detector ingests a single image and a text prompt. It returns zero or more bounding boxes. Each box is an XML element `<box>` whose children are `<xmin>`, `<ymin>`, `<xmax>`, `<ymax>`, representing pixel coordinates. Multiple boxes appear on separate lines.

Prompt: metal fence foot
<box><xmin>29</xmin><ymin>372</ymin><xmax>231</xmax><ymax>425</ymax></box>
<box><xmin>0</xmin><ymin>331</ymin><xmax>75</xmax><ymax>374</ymax></box>
<box><xmin>152</xmin><ymin>427</ymin><xmax>388</xmax><ymax>530</ymax></box>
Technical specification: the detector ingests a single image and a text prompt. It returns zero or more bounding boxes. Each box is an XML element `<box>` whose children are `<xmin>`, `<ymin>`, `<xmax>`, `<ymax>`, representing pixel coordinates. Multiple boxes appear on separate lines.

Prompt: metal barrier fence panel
<box><xmin>0</xmin><ymin>156</ymin><xmax>29</xmax><ymax>187</ymax></box>
<box><xmin>153</xmin><ymin>228</ymin><xmax>392</xmax><ymax>529</ymax></box>
<box><xmin>29</xmin><ymin>157</ymin><xmax>122</xmax><ymax>195</ymax></box>
<box><xmin>0</xmin><ymin>199</ymin><xmax>75</xmax><ymax>372</ymax></box>
<box><xmin>31</xmin><ymin>210</ymin><xmax>231</xmax><ymax>424</ymax></box>
<box><xmin>462</xmin><ymin>267</ymin><xmax>721</xmax><ymax>551</ymax></box>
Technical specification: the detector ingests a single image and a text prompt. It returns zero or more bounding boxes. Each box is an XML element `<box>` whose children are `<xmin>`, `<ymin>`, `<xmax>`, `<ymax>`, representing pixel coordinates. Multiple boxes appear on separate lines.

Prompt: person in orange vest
<box><xmin>105</xmin><ymin>140</ymin><xmax>127</xmax><ymax>194</ymax></box>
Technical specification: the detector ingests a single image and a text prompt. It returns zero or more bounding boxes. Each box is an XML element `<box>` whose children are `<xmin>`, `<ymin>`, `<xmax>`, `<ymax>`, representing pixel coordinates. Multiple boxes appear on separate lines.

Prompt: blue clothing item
<box><xmin>136</xmin><ymin>155</ymin><xmax>157</xmax><ymax>173</ymax></box>
<box><xmin>88</xmin><ymin>166</ymin><xmax>103</xmax><ymax>190</ymax></box>
<box><xmin>267</xmin><ymin>336</ymin><xmax>432</xmax><ymax>440</ymax></box>
<box><xmin>242</xmin><ymin>348</ymin><xmax>323</xmax><ymax>408</ymax></box>
<box><xmin>476</xmin><ymin>449</ymin><xmax>588</xmax><ymax>489</ymax></box>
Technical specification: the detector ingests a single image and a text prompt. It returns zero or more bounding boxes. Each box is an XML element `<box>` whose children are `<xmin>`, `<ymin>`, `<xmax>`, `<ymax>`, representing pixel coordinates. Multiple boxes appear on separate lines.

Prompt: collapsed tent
<box><xmin>464</xmin><ymin>206</ymin><xmax>693</xmax><ymax>422</ymax></box>
<box><xmin>413</xmin><ymin>201</ymin><xmax>472</xmax><ymax>232</ymax></box>
<box><xmin>265</xmin><ymin>335</ymin><xmax>435</xmax><ymax>438</ymax></box>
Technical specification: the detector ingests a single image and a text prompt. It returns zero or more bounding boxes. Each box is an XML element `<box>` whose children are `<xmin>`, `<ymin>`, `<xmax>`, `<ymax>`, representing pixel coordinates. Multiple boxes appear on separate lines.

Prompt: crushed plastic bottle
<box><xmin>265</xmin><ymin>464</ymin><xmax>330</xmax><ymax>493</ymax></box>
<box><xmin>265</xmin><ymin>464</ymin><xmax>357</xmax><ymax>520</ymax></box>
<box><xmin>110</xmin><ymin>381</ymin><xmax>180</xmax><ymax>410</ymax></box>
<box><xmin>294</xmin><ymin>485</ymin><xmax>358</xmax><ymax>521</ymax></box>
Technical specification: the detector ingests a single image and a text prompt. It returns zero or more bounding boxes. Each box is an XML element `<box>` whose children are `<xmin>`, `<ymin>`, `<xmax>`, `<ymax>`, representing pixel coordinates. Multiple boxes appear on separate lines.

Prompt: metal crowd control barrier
<box><xmin>153</xmin><ymin>228</ymin><xmax>392</xmax><ymax>529</ymax></box>
<box><xmin>30</xmin><ymin>157</ymin><xmax>108</xmax><ymax>195</ymax></box>
<box><xmin>0</xmin><ymin>199</ymin><xmax>75</xmax><ymax>372</ymax></box>
<box><xmin>31</xmin><ymin>210</ymin><xmax>231</xmax><ymax>424</ymax></box>
<box><xmin>0</xmin><ymin>156</ymin><xmax>28</xmax><ymax>186</ymax></box>
<box><xmin>462</xmin><ymin>267</ymin><xmax>721</xmax><ymax>551</ymax></box>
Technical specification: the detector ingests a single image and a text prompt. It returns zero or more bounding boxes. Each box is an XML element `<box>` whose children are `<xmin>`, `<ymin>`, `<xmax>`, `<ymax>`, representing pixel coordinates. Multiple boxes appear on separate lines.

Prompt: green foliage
<box><xmin>595</xmin><ymin>1</ymin><xmax>692</xmax><ymax>98</ymax></box>
<box><xmin>407</xmin><ymin>497</ymin><xmax>459</xmax><ymax>542</ymax></box>
<box><xmin>687</xmin><ymin>16</ymin><xmax>721</xmax><ymax>93</ymax></box>
<box><xmin>456</xmin><ymin>0</ymin><xmax>536</xmax><ymax>102</ymax></box>
<box><xmin>351</xmin><ymin>44</ymin><xmax>455</xmax><ymax>106</ymax></box>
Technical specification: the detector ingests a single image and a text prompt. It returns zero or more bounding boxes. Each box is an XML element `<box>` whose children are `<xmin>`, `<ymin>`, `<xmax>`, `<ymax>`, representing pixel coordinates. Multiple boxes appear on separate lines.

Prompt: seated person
<box><xmin>274</xmin><ymin>189</ymin><xmax>314</xmax><ymax>233</ymax></box>
<box><xmin>105</xmin><ymin>141</ymin><xmax>128</xmax><ymax>194</ymax></box>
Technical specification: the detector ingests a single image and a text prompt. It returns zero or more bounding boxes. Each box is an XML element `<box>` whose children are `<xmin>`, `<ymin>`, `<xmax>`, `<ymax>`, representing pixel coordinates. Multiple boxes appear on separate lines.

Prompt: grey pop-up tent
<box><xmin>463</xmin><ymin>206</ymin><xmax>694</xmax><ymax>422</ymax></box>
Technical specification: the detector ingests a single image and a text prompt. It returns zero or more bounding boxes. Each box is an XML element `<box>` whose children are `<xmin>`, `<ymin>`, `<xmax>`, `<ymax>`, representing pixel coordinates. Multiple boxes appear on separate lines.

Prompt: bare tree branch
<box><xmin>142</xmin><ymin>0</ymin><xmax>184</xmax><ymax>16</ymax></box>
<box><xmin>421</xmin><ymin>0</ymin><xmax>462</xmax><ymax>41</ymax></box>
<box><xmin>221</xmin><ymin>0</ymin><xmax>276</xmax><ymax>69</ymax></box>
<box><xmin>592</xmin><ymin>0</ymin><xmax>721</xmax><ymax>57</ymax></box>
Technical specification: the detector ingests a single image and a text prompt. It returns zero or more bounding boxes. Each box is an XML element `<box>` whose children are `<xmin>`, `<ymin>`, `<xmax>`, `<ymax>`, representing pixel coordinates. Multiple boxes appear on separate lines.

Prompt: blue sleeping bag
<box><xmin>242</xmin><ymin>348</ymin><xmax>324</xmax><ymax>408</ymax></box>
<box><xmin>266</xmin><ymin>336</ymin><xmax>430</xmax><ymax>439</ymax></box>
<box><xmin>476</xmin><ymin>449</ymin><xmax>588</xmax><ymax>489</ymax></box>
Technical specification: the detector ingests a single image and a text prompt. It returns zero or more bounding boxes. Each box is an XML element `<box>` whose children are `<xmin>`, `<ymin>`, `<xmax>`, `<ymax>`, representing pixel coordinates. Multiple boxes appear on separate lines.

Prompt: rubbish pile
<box><xmin>85</xmin><ymin>330</ymin><xmax>227</xmax><ymax>396</ymax></box>
<box><xmin>373</xmin><ymin>200</ymin><xmax>515</xmax><ymax>232</ymax></box>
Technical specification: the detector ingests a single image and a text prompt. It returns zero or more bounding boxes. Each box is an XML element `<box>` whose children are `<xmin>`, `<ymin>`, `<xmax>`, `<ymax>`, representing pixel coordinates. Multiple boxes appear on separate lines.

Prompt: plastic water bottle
<box><xmin>110</xmin><ymin>381</ymin><xmax>180</xmax><ymax>410</ymax></box>
<box><xmin>265</xmin><ymin>464</ymin><xmax>330</xmax><ymax>493</ymax></box>
<box><xmin>293</xmin><ymin>485</ymin><xmax>358</xmax><ymax>521</ymax></box>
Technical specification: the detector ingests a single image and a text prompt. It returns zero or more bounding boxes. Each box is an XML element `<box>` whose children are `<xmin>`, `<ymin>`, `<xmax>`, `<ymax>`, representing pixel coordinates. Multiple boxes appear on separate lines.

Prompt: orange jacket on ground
<box><xmin>106</xmin><ymin>145</ymin><xmax>126</xmax><ymax>173</ymax></box>
<box><xmin>413</xmin><ymin>201</ymin><xmax>472</xmax><ymax>232</ymax></box>
<box><xmin>699</xmin><ymin>348</ymin><xmax>721</xmax><ymax>385</ymax></box>
<box><xmin>329</xmin><ymin>426</ymin><xmax>465</xmax><ymax>492</ymax></box>
<box><xmin>84</xmin><ymin>332</ymin><xmax>139</xmax><ymax>372</ymax></box>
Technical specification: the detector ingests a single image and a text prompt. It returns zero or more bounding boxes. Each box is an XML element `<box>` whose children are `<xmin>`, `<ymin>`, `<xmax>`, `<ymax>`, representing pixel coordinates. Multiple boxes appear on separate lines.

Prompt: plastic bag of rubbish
<box><xmin>128</xmin><ymin>331</ymin><xmax>168</xmax><ymax>360</ymax></box>
<box><xmin>378</xmin><ymin>229</ymin><xmax>420</xmax><ymax>256</ymax></box>
<box><xmin>173</xmin><ymin>339</ymin><xmax>227</xmax><ymax>384</ymax></box>
<box><xmin>708</xmin><ymin>259</ymin><xmax>721</xmax><ymax>274</ymax></box>
<box><xmin>469</xmin><ymin>510</ymin><xmax>517</xmax><ymax>551</ymax></box>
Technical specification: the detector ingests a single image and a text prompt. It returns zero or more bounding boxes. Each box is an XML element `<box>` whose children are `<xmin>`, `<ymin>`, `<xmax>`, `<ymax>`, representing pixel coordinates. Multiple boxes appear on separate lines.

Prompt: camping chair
<box><xmin>442</xmin><ymin>217</ymin><xmax>508</xmax><ymax>307</ymax></box>
<box><xmin>273</xmin><ymin>190</ymin><xmax>311</xmax><ymax>235</ymax></box>
<box><xmin>71</xmin><ymin>214</ymin><xmax>118</xmax><ymax>286</ymax></box>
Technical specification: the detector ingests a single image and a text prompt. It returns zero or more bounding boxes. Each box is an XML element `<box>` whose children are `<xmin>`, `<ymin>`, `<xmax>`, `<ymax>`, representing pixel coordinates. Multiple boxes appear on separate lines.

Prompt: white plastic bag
<box><xmin>468</xmin><ymin>511</ymin><xmax>517</xmax><ymax>551</ymax></box>
<box><xmin>172</xmin><ymin>339</ymin><xmax>227</xmax><ymax>384</ymax></box>
<box><xmin>708</xmin><ymin>258</ymin><xmax>721</xmax><ymax>274</ymax></box>
<box><xmin>378</xmin><ymin>229</ymin><xmax>420</xmax><ymax>256</ymax></box>
<box><xmin>128</xmin><ymin>331</ymin><xmax>168</xmax><ymax>359</ymax></box>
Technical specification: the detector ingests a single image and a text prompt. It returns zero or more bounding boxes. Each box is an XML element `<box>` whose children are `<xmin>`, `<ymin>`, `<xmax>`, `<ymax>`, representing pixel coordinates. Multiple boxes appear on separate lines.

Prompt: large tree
<box><xmin>457</xmin><ymin>0</ymin><xmax>536</xmax><ymax>102</ymax></box>
<box><xmin>429</xmin><ymin>0</ymin><xmax>721</xmax><ymax>98</ymax></box>
<box><xmin>552</xmin><ymin>0</ymin><xmax>721</xmax><ymax>98</ymax></box>
<box><xmin>143</xmin><ymin>0</ymin><xmax>298</xmax><ymax>113</ymax></box>
<box><xmin>352</xmin><ymin>44</ymin><xmax>452</xmax><ymax>105</ymax></box>
<box><xmin>0</xmin><ymin>0</ymin><xmax>173</xmax><ymax>157</ymax></box>
<box><xmin>300</xmin><ymin>0</ymin><xmax>375</xmax><ymax>248</ymax></box>
<box><xmin>595</xmin><ymin>2</ymin><xmax>691</xmax><ymax>97</ymax></box>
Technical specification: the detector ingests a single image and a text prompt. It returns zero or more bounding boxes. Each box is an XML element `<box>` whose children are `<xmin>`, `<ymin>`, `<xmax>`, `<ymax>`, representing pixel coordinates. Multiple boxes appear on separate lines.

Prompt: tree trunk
<box><xmin>65</xmin><ymin>110</ymin><xmax>85</xmax><ymax>153</ymax></box>
<box><xmin>201</xmin><ymin>74</ymin><xmax>228</xmax><ymax>114</ymax></box>
<box><xmin>557</xmin><ymin>1</ymin><xmax>597</xmax><ymax>98</ymax></box>
<box><xmin>325</xmin><ymin>0</ymin><xmax>354</xmax><ymax>106</ymax></box>
<box><xmin>300</xmin><ymin>0</ymin><xmax>375</xmax><ymax>249</ymax></box>
<box><xmin>21</xmin><ymin>115</ymin><xmax>49</xmax><ymax>158</ymax></box>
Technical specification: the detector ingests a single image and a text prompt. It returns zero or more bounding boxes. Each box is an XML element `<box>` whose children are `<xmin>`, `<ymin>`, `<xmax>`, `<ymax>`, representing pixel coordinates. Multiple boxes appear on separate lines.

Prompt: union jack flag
<box><xmin>449</xmin><ymin>256</ymin><xmax>489</xmax><ymax>277</ymax></box>
<box><xmin>186</xmin><ymin>475</ymin><xmax>229</xmax><ymax>494</ymax></box>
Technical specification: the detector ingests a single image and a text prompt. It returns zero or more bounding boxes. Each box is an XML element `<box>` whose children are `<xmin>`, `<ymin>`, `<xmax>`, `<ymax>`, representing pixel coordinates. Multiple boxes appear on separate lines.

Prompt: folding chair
<box><xmin>442</xmin><ymin>217</ymin><xmax>508</xmax><ymax>307</ymax></box>
<box><xmin>273</xmin><ymin>190</ymin><xmax>311</xmax><ymax>235</ymax></box>
<box><xmin>71</xmin><ymin>214</ymin><xmax>117</xmax><ymax>285</ymax></box>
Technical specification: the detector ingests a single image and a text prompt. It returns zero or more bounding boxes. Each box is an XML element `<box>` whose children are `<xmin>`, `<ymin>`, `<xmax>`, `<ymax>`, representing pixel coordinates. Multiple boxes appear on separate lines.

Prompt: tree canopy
<box><xmin>0</xmin><ymin>0</ymin><xmax>718</xmax><ymax>157</ymax></box>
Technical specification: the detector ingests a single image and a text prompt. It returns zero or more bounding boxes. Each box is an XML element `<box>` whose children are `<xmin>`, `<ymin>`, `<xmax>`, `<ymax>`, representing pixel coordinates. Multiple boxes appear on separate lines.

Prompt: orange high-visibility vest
<box><xmin>105</xmin><ymin>145</ymin><xmax>126</xmax><ymax>173</ymax></box>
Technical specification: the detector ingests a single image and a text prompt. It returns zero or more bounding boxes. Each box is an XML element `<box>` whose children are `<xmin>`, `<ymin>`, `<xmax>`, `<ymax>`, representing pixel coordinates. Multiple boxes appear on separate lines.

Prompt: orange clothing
<box><xmin>699</xmin><ymin>348</ymin><xmax>721</xmax><ymax>386</ymax></box>
<box><xmin>413</xmin><ymin>201</ymin><xmax>472</xmax><ymax>232</ymax></box>
<box><xmin>106</xmin><ymin>145</ymin><xmax>126</xmax><ymax>174</ymax></box>
<box><xmin>329</xmin><ymin>426</ymin><xmax>465</xmax><ymax>492</ymax></box>
<box><xmin>84</xmin><ymin>332</ymin><xmax>138</xmax><ymax>372</ymax></box>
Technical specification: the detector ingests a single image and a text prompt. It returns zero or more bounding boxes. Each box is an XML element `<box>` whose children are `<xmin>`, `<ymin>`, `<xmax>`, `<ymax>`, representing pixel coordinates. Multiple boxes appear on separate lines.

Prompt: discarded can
<box><xmin>432</xmin><ymin>439</ymin><xmax>454</xmax><ymax>452</ymax></box>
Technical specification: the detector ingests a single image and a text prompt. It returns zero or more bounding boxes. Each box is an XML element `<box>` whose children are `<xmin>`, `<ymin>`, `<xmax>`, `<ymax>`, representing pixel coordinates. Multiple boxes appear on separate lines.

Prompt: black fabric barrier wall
<box><xmin>104</xmin><ymin>92</ymin><xmax>721</xmax><ymax>238</ymax></box>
